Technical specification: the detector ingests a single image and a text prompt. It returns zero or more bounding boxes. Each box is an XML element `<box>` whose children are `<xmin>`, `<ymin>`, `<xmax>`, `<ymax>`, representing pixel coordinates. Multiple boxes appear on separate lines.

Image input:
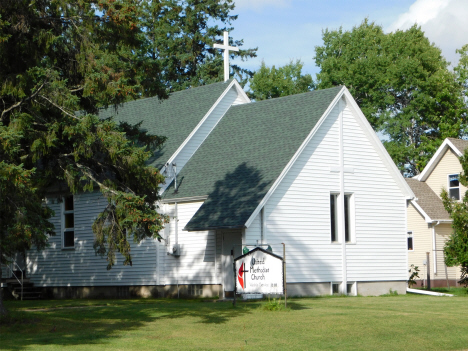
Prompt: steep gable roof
<box><xmin>99</xmin><ymin>80</ymin><xmax>234</xmax><ymax>169</ymax></box>
<box><xmin>447</xmin><ymin>138</ymin><xmax>468</xmax><ymax>154</ymax></box>
<box><xmin>406</xmin><ymin>178</ymin><xmax>451</xmax><ymax>222</ymax></box>
<box><xmin>162</xmin><ymin>86</ymin><xmax>344</xmax><ymax>231</ymax></box>
<box><xmin>417</xmin><ymin>137</ymin><xmax>468</xmax><ymax>182</ymax></box>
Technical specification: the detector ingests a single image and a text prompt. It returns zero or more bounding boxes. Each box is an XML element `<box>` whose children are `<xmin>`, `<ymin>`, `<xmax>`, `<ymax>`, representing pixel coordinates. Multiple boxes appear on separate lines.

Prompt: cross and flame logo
<box><xmin>238</xmin><ymin>262</ymin><xmax>248</xmax><ymax>289</ymax></box>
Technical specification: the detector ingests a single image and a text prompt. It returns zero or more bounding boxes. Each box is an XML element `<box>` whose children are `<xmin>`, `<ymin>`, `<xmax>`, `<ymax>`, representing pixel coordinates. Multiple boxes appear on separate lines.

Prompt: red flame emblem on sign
<box><xmin>238</xmin><ymin>262</ymin><xmax>245</xmax><ymax>289</ymax></box>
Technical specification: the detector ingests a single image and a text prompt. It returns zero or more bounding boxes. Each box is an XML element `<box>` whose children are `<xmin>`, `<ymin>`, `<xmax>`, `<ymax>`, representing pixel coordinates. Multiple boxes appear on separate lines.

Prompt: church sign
<box><xmin>234</xmin><ymin>247</ymin><xmax>284</xmax><ymax>295</ymax></box>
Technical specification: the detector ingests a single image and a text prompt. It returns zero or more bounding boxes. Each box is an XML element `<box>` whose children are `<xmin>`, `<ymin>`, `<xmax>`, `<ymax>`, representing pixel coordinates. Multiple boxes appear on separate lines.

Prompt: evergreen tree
<box><xmin>141</xmin><ymin>0</ymin><xmax>257</xmax><ymax>91</ymax></box>
<box><xmin>314</xmin><ymin>19</ymin><xmax>467</xmax><ymax>176</ymax></box>
<box><xmin>247</xmin><ymin>60</ymin><xmax>314</xmax><ymax>101</ymax></box>
<box><xmin>0</xmin><ymin>0</ymin><xmax>254</xmax><ymax>314</ymax></box>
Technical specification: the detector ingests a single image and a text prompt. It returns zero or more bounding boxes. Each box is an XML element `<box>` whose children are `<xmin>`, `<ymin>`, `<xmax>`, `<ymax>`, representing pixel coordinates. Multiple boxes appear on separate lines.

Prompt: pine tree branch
<box><xmin>1</xmin><ymin>82</ymin><xmax>46</xmax><ymax>121</ymax></box>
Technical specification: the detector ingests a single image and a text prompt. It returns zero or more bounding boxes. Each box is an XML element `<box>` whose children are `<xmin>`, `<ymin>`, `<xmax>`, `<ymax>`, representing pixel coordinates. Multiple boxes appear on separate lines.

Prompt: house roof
<box><xmin>162</xmin><ymin>86</ymin><xmax>344</xmax><ymax>231</ymax></box>
<box><xmin>99</xmin><ymin>80</ymin><xmax>234</xmax><ymax>169</ymax></box>
<box><xmin>447</xmin><ymin>138</ymin><xmax>468</xmax><ymax>154</ymax></box>
<box><xmin>406</xmin><ymin>178</ymin><xmax>451</xmax><ymax>222</ymax></box>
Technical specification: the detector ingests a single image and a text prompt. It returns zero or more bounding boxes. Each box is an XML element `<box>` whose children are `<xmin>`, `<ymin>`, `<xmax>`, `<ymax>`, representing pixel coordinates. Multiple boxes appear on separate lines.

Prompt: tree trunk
<box><xmin>0</xmin><ymin>244</ymin><xmax>8</xmax><ymax>316</ymax></box>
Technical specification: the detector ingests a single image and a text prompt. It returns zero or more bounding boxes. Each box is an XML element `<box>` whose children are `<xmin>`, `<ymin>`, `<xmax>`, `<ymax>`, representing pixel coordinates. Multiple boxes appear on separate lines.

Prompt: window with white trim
<box><xmin>407</xmin><ymin>231</ymin><xmax>413</xmax><ymax>251</ymax></box>
<box><xmin>344</xmin><ymin>194</ymin><xmax>355</xmax><ymax>243</ymax></box>
<box><xmin>63</xmin><ymin>195</ymin><xmax>75</xmax><ymax>248</ymax></box>
<box><xmin>347</xmin><ymin>282</ymin><xmax>356</xmax><ymax>296</ymax></box>
<box><xmin>330</xmin><ymin>194</ymin><xmax>339</xmax><ymax>242</ymax></box>
<box><xmin>331</xmin><ymin>282</ymin><xmax>341</xmax><ymax>295</ymax></box>
<box><xmin>448</xmin><ymin>174</ymin><xmax>460</xmax><ymax>200</ymax></box>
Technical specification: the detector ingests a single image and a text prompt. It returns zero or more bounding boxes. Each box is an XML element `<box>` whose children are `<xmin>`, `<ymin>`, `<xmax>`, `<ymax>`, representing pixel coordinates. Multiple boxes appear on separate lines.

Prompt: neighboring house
<box><xmin>19</xmin><ymin>80</ymin><xmax>414</xmax><ymax>298</ymax></box>
<box><xmin>406</xmin><ymin>138</ymin><xmax>466</xmax><ymax>287</ymax></box>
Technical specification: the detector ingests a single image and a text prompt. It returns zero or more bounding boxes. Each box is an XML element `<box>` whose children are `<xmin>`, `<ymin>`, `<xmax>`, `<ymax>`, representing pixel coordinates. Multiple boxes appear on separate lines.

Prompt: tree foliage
<box><xmin>142</xmin><ymin>0</ymin><xmax>257</xmax><ymax>91</ymax></box>
<box><xmin>441</xmin><ymin>151</ymin><xmax>468</xmax><ymax>287</ymax></box>
<box><xmin>314</xmin><ymin>19</ymin><xmax>467</xmax><ymax>176</ymax></box>
<box><xmin>0</xmin><ymin>0</ymin><xmax>254</xmax><ymax>315</ymax></box>
<box><xmin>247</xmin><ymin>60</ymin><xmax>313</xmax><ymax>101</ymax></box>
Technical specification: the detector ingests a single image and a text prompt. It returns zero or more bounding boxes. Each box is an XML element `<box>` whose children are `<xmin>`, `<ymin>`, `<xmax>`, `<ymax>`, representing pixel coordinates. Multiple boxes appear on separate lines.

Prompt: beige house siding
<box><xmin>407</xmin><ymin>202</ymin><xmax>432</xmax><ymax>277</ymax></box>
<box><xmin>425</xmin><ymin>149</ymin><xmax>466</xmax><ymax>198</ymax></box>
<box><xmin>434</xmin><ymin>224</ymin><xmax>461</xmax><ymax>280</ymax></box>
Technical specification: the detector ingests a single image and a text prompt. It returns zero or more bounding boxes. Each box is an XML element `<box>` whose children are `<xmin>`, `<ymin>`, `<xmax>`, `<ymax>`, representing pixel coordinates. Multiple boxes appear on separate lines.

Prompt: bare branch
<box><xmin>39</xmin><ymin>95</ymin><xmax>79</xmax><ymax>119</ymax></box>
<box><xmin>75</xmin><ymin>163</ymin><xmax>120</xmax><ymax>196</ymax></box>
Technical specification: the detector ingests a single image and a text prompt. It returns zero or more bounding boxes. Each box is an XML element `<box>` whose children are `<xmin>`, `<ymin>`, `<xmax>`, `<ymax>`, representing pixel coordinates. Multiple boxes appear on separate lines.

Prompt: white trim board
<box><xmin>417</xmin><ymin>138</ymin><xmax>463</xmax><ymax>182</ymax></box>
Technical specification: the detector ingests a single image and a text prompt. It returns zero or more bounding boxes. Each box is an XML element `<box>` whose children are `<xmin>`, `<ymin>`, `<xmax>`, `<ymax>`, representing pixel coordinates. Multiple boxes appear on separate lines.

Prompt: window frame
<box><xmin>62</xmin><ymin>195</ymin><xmax>75</xmax><ymax>249</ymax></box>
<box><xmin>448</xmin><ymin>174</ymin><xmax>460</xmax><ymax>200</ymax></box>
<box><xmin>330</xmin><ymin>193</ymin><xmax>339</xmax><ymax>243</ymax></box>
<box><xmin>407</xmin><ymin>231</ymin><xmax>414</xmax><ymax>251</ymax></box>
<box><xmin>344</xmin><ymin>193</ymin><xmax>356</xmax><ymax>244</ymax></box>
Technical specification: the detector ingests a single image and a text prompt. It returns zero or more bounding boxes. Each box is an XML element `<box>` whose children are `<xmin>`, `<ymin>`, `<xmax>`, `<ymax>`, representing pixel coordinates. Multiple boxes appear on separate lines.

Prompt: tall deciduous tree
<box><xmin>247</xmin><ymin>60</ymin><xmax>313</xmax><ymax>101</ymax></box>
<box><xmin>441</xmin><ymin>151</ymin><xmax>468</xmax><ymax>287</ymax></box>
<box><xmin>314</xmin><ymin>19</ymin><xmax>467</xmax><ymax>176</ymax></box>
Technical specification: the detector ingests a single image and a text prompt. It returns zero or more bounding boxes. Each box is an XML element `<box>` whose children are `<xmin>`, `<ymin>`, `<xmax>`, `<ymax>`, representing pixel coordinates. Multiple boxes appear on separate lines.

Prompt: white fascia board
<box><xmin>410</xmin><ymin>200</ymin><xmax>433</xmax><ymax>223</ymax></box>
<box><xmin>161</xmin><ymin>79</ymin><xmax>239</xmax><ymax>175</ymax></box>
<box><xmin>418</xmin><ymin>138</ymin><xmax>462</xmax><ymax>182</ymax></box>
<box><xmin>161</xmin><ymin>195</ymin><xmax>208</xmax><ymax>204</ymax></box>
<box><xmin>244</xmin><ymin>86</ymin><xmax>347</xmax><ymax>228</ymax></box>
<box><xmin>342</xmin><ymin>88</ymin><xmax>415</xmax><ymax>200</ymax></box>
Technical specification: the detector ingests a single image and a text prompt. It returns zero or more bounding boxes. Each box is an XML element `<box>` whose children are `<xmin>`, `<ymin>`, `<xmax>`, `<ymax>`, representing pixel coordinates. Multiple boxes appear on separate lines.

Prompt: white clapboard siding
<box><xmin>434</xmin><ymin>224</ymin><xmax>460</xmax><ymax>280</ymax></box>
<box><xmin>27</xmin><ymin>192</ymin><xmax>160</xmax><ymax>287</ymax></box>
<box><xmin>244</xmin><ymin>213</ymin><xmax>261</xmax><ymax>245</ymax></box>
<box><xmin>170</xmin><ymin>86</ymin><xmax>241</xmax><ymax>174</ymax></box>
<box><xmin>164</xmin><ymin>201</ymin><xmax>217</xmax><ymax>284</ymax></box>
<box><xmin>261</xmin><ymin>103</ymin><xmax>343</xmax><ymax>283</ymax></box>
<box><xmin>342</xmin><ymin>105</ymin><xmax>407</xmax><ymax>282</ymax></box>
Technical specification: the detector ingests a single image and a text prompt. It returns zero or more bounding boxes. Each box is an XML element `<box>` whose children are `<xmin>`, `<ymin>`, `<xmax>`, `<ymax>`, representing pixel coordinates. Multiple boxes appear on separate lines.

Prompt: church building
<box><xmin>8</xmin><ymin>34</ymin><xmax>415</xmax><ymax>298</ymax></box>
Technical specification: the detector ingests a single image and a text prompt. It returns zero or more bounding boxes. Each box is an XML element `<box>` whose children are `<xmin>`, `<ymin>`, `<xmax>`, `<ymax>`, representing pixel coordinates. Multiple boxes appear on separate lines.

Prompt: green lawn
<box><xmin>1</xmin><ymin>292</ymin><xmax>468</xmax><ymax>350</ymax></box>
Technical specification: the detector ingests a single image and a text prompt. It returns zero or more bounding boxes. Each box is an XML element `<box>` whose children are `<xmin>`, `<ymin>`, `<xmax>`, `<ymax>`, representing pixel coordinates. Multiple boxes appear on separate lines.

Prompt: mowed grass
<box><xmin>2</xmin><ymin>292</ymin><xmax>468</xmax><ymax>351</ymax></box>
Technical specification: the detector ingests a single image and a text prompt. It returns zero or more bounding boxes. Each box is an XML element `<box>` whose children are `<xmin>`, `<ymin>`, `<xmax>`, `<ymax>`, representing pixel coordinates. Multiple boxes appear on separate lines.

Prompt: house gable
<box><xmin>161</xmin><ymin>86</ymin><xmax>345</xmax><ymax>231</ymax></box>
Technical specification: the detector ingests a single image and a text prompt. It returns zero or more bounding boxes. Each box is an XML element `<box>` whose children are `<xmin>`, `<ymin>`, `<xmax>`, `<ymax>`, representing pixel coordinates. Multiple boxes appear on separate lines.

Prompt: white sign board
<box><xmin>234</xmin><ymin>247</ymin><xmax>284</xmax><ymax>295</ymax></box>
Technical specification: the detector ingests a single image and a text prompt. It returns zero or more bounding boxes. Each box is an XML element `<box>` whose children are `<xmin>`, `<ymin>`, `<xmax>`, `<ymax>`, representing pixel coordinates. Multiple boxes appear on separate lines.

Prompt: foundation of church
<box><xmin>39</xmin><ymin>284</ymin><xmax>223</xmax><ymax>299</ymax></box>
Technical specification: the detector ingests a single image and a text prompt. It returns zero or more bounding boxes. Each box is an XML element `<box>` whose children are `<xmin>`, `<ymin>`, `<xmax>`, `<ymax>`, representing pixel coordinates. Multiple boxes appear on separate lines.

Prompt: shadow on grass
<box><xmin>1</xmin><ymin>299</ymin><xmax>257</xmax><ymax>350</ymax></box>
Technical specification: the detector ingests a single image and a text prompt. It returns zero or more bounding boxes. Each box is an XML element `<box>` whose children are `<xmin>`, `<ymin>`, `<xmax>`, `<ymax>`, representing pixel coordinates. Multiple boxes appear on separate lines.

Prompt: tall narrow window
<box><xmin>330</xmin><ymin>194</ymin><xmax>338</xmax><ymax>242</ymax></box>
<box><xmin>344</xmin><ymin>194</ymin><xmax>351</xmax><ymax>242</ymax></box>
<box><xmin>407</xmin><ymin>231</ymin><xmax>413</xmax><ymax>251</ymax></box>
<box><xmin>63</xmin><ymin>195</ymin><xmax>75</xmax><ymax>248</ymax></box>
<box><xmin>448</xmin><ymin>174</ymin><xmax>460</xmax><ymax>200</ymax></box>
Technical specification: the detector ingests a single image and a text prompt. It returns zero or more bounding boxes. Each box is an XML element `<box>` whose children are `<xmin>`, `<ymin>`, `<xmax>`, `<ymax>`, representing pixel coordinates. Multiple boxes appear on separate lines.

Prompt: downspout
<box><xmin>432</xmin><ymin>221</ymin><xmax>440</xmax><ymax>276</ymax></box>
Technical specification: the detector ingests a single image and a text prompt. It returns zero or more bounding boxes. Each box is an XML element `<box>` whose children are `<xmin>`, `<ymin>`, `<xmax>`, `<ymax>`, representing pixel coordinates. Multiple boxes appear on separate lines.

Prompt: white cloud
<box><xmin>233</xmin><ymin>0</ymin><xmax>292</xmax><ymax>11</ymax></box>
<box><xmin>387</xmin><ymin>0</ymin><xmax>468</xmax><ymax>66</ymax></box>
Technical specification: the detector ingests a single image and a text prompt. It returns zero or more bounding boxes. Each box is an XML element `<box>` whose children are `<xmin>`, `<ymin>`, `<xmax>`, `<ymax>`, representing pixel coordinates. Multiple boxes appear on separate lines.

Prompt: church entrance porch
<box><xmin>219</xmin><ymin>229</ymin><xmax>242</xmax><ymax>298</ymax></box>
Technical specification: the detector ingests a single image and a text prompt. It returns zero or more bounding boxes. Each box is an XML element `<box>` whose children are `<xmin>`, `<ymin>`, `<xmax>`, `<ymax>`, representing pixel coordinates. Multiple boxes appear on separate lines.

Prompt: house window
<box><xmin>331</xmin><ymin>282</ymin><xmax>341</xmax><ymax>295</ymax></box>
<box><xmin>344</xmin><ymin>194</ymin><xmax>354</xmax><ymax>243</ymax></box>
<box><xmin>407</xmin><ymin>231</ymin><xmax>413</xmax><ymax>251</ymax></box>
<box><xmin>330</xmin><ymin>194</ymin><xmax>338</xmax><ymax>242</ymax></box>
<box><xmin>448</xmin><ymin>174</ymin><xmax>460</xmax><ymax>200</ymax></box>
<box><xmin>63</xmin><ymin>195</ymin><xmax>75</xmax><ymax>248</ymax></box>
<box><xmin>347</xmin><ymin>282</ymin><xmax>356</xmax><ymax>296</ymax></box>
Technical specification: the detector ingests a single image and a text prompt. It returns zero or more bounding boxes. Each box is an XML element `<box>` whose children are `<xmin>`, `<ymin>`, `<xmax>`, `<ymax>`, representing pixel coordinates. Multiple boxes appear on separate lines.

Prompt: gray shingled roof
<box><xmin>163</xmin><ymin>86</ymin><xmax>344</xmax><ymax>231</ymax></box>
<box><xmin>447</xmin><ymin>138</ymin><xmax>468</xmax><ymax>154</ymax></box>
<box><xmin>99</xmin><ymin>80</ymin><xmax>232</xmax><ymax>169</ymax></box>
<box><xmin>406</xmin><ymin>178</ymin><xmax>451</xmax><ymax>221</ymax></box>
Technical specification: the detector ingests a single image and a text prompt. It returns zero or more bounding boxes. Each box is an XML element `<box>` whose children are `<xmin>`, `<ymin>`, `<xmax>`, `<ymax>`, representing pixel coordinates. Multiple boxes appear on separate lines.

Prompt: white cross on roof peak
<box><xmin>213</xmin><ymin>31</ymin><xmax>239</xmax><ymax>82</ymax></box>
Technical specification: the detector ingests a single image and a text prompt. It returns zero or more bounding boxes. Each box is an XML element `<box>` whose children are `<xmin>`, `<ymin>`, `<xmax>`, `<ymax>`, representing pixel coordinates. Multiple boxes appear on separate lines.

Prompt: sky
<box><xmin>228</xmin><ymin>0</ymin><xmax>468</xmax><ymax>77</ymax></box>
